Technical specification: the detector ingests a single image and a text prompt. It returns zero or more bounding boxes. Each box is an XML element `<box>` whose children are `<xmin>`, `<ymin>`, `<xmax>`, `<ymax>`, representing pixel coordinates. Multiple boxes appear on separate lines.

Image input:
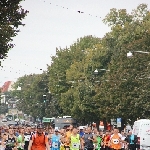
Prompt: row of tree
<box><xmin>11</xmin><ymin>4</ymin><xmax>150</xmax><ymax>125</ymax></box>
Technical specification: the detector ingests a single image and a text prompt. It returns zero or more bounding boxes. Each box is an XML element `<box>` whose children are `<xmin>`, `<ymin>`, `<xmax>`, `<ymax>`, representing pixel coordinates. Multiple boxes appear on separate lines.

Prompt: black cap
<box><xmin>37</xmin><ymin>123</ymin><xmax>44</xmax><ymax>129</ymax></box>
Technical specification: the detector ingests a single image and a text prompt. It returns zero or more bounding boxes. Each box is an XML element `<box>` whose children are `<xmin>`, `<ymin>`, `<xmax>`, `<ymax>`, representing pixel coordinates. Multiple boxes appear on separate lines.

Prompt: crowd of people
<box><xmin>0</xmin><ymin>123</ymin><xmax>138</xmax><ymax>150</ymax></box>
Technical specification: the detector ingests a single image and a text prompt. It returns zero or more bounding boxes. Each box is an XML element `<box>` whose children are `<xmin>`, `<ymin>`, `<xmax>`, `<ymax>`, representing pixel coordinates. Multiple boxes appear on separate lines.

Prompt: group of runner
<box><xmin>0</xmin><ymin>123</ymin><xmax>137</xmax><ymax>150</ymax></box>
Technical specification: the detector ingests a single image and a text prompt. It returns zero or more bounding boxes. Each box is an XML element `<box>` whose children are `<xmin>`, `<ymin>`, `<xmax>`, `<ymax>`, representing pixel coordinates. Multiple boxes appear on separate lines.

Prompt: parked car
<box><xmin>6</xmin><ymin>117</ymin><xmax>12</xmax><ymax>121</ymax></box>
<box><xmin>20</xmin><ymin>119</ymin><xmax>25</xmax><ymax>125</ymax></box>
<box><xmin>31</xmin><ymin>123</ymin><xmax>37</xmax><ymax>127</ymax></box>
<box><xmin>2</xmin><ymin>118</ymin><xmax>7</xmax><ymax>122</ymax></box>
<box><xmin>8</xmin><ymin>123</ymin><xmax>18</xmax><ymax>126</ymax></box>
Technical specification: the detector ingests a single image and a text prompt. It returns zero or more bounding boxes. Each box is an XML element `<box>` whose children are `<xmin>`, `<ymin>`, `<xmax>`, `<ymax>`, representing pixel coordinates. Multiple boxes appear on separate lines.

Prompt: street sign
<box><xmin>111</xmin><ymin>119</ymin><xmax>117</xmax><ymax>125</ymax></box>
<box><xmin>42</xmin><ymin>118</ymin><xmax>51</xmax><ymax>123</ymax></box>
<box><xmin>117</xmin><ymin>118</ymin><xmax>121</xmax><ymax>127</ymax></box>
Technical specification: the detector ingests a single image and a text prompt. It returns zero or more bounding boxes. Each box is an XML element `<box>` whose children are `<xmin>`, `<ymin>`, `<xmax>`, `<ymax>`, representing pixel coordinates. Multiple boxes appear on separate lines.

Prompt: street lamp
<box><xmin>94</xmin><ymin>69</ymin><xmax>98</xmax><ymax>75</ymax></box>
<box><xmin>94</xmin><ymin>69</ymin><xmax>110</xmax><ymax>74</ymax></box>
<box><xmin>43</xmin><ymin>95</ymin><xmax>47</xmax><ymax>103</ymax></box>
<box><xmin>15</xmin><ymin>86</ymin><xmax>22</xmax><ymax>120</ymax></box>
<box><xmin>127</xmin><ymin>51</ymin><xmax>133</xmax><ymax>58</ymax></box>
<box><xmin>100</xmin><ymin>69</ymin><xmax>110</xmax><ymax>72</ymax></box>
<box><xmin>127</xmin><ymin>51</ymin><xmax>150</xmax><ymax>58</ymax></box>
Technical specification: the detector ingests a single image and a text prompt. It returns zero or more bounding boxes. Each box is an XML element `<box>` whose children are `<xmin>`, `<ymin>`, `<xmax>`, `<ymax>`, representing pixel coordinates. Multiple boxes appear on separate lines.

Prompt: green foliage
<box><xmin>12</xmin><ymin>72</ymin><xmax>58</xmax><ymax>119</ymax></box>
<box><xmin>99</xmin><ymin>3</ymin><xmax>150</xmax><ymax>122</ymax></box>
<box><xmin>47</xmin><ymin>4</ymin><xmax>150</xmax><ymax>123</ymax></box>
<box><xmin>0</xmin><ymin>0</ymin><xmax>28</xmax><ymax>65</ymax></box>
<box><xmin>11</xmin><ymin>4</ymin><xmax>150</xmax><ymax>125</ymax></box>
<box><xmin>48</xmin><ymin>36</ymin><xmax>111</xmax><ymax>122</ymax></box>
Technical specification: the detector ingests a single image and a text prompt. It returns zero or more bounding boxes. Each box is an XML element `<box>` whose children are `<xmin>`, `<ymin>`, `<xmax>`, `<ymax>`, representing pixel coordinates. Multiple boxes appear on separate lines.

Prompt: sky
<box><xmin>0</xmin><ymin>0</ymin><xmax>150</xmax><ymax>87</ymax></box>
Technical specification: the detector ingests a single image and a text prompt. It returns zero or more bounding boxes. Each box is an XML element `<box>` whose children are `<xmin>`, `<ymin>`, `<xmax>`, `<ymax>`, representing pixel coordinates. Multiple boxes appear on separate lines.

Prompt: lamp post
<box><xmin>93</xmin><ymin>69</ymin><xmax>110</xmax><ymax>82</ymax></box>
<box><xmin>41</xmin><ymin>94</ymin><xmax>48</xmax><ymax>122</ymax></box>
<box><xmin>16</xmin><ymin>86</ymin><xmax>22</xmax><ymax>119</ymax></box>
<box><xmin>127</xmin><ymin>50</ymin><xmax>150</xmax><ymax>119</ymax></box>
<box><xmin>127</xmin><ymin>51</ymin><xmax>150</xmax><ymax>58</ymax></box>
<box><xmin>93</xmin><ymin>69</ymin><xmax>112</xmax><ymax>130</ymax></box>
<box><xmin>99</xmin><ymin>69</ymin><xmax>110</xmax><ymax>72</ymax></box>
<box><xmin>94</xmin><ymin>69</ymin><xmax>99</xmax><ymax>75</ymax></box>
<box><xmin>94</xmin><ymin>69</ymin><xmax>110</xmax><ymax>74</ymax></box>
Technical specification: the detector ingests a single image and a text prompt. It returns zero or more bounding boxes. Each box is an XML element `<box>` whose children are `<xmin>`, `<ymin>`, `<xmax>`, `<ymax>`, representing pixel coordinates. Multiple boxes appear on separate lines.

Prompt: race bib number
<box><xmin>112</xmin><ymin>139</ymin><xmax>119</xmax><ymax>144</ymax></box>
<box><xmin>52</xmin><ymin>142</ymin><xmax>59</xmax><ymax>148</ymax></box>
<box><xmin>72</xmin><ymin>143</ymin><xmax>79</xmax><ymax>149</ymax></box>
<box><xmin>25</xmin><ymin>135</ymin><xmax>31</xmax><ymax>141</ymax></box>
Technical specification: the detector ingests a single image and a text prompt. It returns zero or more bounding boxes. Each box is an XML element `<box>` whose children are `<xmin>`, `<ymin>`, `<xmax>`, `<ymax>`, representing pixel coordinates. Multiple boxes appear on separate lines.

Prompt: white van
<box><xmin>132</xmin><ymin>119</ymin><xmax>150</xmax><ymax>150</ymax></box>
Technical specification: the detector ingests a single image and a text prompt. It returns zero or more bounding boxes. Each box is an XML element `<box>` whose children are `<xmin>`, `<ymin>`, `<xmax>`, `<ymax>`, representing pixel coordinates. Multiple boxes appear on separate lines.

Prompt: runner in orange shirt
<box><xmin>110</xmin><ymin>128</ymin><xmax>122</xmax><ymax>150</ymax></box>
<box><xmin>28</xmin><ymin>123</ymin><xmax>50</xmax><ymax>150</ymax></box>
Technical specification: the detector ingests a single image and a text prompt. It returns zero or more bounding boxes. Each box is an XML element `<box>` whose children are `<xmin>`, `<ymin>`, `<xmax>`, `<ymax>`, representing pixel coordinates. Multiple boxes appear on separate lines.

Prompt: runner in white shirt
<box><xmin>120</xmin><ymin>130</ymin><xmax>127</xmax><ymax>150</ymax></box>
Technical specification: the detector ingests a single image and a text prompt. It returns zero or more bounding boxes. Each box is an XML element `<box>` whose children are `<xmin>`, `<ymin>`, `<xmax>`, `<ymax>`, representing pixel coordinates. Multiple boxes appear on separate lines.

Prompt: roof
<box><xmin>1</xmin><ymin>81</ymin><xmax>13</xmax><ymax>93</ymax></box>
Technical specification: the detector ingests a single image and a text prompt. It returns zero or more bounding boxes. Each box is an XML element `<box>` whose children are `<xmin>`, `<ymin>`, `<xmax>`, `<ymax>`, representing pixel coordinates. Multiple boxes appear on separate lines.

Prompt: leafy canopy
<box><xmin>0</xmin><ymin>0</ymin><xmax>28</xmax><ymax>65</ymax></box>
<box><xmin>11</xmin><ymin>4</ymin><xmax>150</xmax><ymax>124</ymax></box>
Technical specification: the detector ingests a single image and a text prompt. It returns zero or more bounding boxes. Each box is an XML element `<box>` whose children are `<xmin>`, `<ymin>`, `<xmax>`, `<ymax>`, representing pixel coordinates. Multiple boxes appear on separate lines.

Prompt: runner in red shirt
<box><xmin>28</xmin><ymin>123</ymin><xmax>50</xmax><ymax>150</ymax></box>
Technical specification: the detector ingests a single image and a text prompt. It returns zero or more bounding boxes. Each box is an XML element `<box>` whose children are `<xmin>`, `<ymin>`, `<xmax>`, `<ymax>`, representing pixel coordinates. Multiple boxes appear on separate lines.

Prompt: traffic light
<box><xmin>43</xmin><ymin>95</ymin><xmax>46</xmax><ymax>103</ymax></box>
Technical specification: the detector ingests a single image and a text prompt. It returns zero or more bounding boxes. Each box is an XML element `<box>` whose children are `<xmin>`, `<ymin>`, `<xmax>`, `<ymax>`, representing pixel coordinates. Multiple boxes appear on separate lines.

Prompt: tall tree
<box><xmin>12</xmin><ymin>73</ymin><xmax>49</xmax><ymax>119</ymax></box>
<box><xmin>99</xmin><ymin>3</ymin><xmax>150</xmax><ymax>123</ymax></box>
<box><xmin>0</xmin><ymin>0</ymin><xmax>28</xmax><ymax>65</ymax></box>
<box><xmin>48</xmin><ymin>36</ymin><xmax>101</xmax><ymax>117</ymax></box>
